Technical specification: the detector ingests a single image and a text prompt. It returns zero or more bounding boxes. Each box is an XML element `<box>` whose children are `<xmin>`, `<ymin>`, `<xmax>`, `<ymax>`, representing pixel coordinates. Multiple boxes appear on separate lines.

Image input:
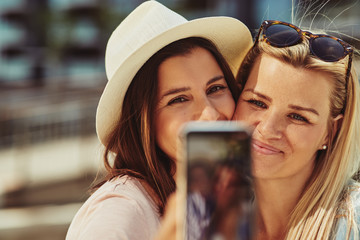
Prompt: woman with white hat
<box><xmin>66</xmin><ymin>1</ymin><xmax>252</xmax><ymax>239</ymax></box>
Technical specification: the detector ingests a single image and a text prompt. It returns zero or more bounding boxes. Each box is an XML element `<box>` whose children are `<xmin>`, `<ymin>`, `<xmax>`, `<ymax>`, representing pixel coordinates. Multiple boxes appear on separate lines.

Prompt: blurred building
<box><xmin>0</xmin><ymin>0</ymin><xmax>358</xmax><ymax>239</ymax></box>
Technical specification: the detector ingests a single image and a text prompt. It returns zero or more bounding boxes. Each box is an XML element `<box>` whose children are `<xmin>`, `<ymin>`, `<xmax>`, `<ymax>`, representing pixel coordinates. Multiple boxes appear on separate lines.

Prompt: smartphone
<box><xmin>177</xmin><ymin>121</ymin><xmax>254</xmax><ymax>240</ymax></box>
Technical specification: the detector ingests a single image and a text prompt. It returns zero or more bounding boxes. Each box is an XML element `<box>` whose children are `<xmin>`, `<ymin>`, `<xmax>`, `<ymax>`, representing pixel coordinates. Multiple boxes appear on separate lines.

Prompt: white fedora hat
<box><xmin>96</xmin><ymin>0</ymin><xmax>252</xmax><ymax>146</ymax></box>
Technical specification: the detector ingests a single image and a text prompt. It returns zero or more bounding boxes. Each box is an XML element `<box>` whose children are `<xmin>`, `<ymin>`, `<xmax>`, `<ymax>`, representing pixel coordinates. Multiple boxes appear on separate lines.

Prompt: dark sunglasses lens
<box><xmin>311</xmin><ymin>37</ymin><xmax>345</xmax><ymax>62</ymax></box>
<box><xmin>265</xmin><ymin>24</ymin><xmax>300</xmax><ymax>47</ymax></box>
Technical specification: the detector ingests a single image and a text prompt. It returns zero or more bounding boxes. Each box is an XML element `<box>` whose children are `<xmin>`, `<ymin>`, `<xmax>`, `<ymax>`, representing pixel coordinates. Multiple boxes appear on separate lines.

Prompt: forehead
<box><xmin>245</xmin><ymin>54</ymin><xmax>333</xmax><ymax>113</ymax></box>
<box><xmin>157</xmin><ymin>47</ymin><xmax>222</xmax><ymax>87</ymax></box>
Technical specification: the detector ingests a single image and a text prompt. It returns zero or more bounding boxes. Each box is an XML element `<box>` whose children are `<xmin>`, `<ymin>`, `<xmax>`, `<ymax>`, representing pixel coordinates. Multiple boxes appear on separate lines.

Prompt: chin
<box><xmin>251</xmin><ymin>158</ymin><xmax>284</xmax><ymax>179</ymax></box>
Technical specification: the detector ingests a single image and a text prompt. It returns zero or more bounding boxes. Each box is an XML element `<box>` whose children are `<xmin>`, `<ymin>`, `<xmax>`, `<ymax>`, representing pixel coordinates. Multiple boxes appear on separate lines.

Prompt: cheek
<box><xmin>213</xmin><ymin>94</ymin><xmax>236</xmax><ymax>119</ymax></box>
<box><xmin>233</xmin><ymin>101</ymin><xmax>251</xmax><ymax>122</ymax></box>
<box><xmin>225</xmin><ymin>97</ymin><xmax>236</xmax><ymax>118</ymax></box>
<box><xmin>288</xmin><ymin>124</ymin><xmax>327</xmax><ymax>152</ymax></box>
<box><xmin>155</xmin><ymin>110</ymin><xmax>187</xmax><ymax>159</ymax></box>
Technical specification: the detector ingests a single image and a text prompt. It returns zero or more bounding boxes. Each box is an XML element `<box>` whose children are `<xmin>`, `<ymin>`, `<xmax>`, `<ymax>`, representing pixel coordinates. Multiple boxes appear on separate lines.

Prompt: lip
<box><xmin>252</xmin><ymin>139</ymin><xmax>283</xmax><ymax>155</ymax></box>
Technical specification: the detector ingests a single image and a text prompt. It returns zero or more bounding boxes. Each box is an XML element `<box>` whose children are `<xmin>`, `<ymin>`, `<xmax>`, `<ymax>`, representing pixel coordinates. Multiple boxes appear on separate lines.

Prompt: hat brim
<box><xmin>96</xmin><ymin>16</ymin><xmax>253</xmax><ymax>145</ymax></box>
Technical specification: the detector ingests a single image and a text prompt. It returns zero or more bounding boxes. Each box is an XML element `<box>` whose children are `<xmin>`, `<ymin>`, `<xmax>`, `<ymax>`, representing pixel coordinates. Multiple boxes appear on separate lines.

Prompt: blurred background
<box><xmin>0</xmin><ymin>0</ymin><xmax>358</xmax><ymax>239</ymax></box>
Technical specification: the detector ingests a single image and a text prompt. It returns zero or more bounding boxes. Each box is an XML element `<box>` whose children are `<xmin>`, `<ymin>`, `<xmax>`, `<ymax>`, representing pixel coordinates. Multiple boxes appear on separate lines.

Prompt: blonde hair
<box><xmin>237</xmin><ymin>35</ymin><xmax>360</xmax><ymax>239</ymax></box>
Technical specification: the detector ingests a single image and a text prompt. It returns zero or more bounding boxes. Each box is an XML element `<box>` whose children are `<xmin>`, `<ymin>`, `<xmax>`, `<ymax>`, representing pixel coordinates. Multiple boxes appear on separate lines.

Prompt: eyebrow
<box><xmin>243</xmin><ymin>89</ymin><xmax>272</xmax><ymax>102</ymax></box>
<box><xmin>244</xmin><ymin>89</ymin><xmax>319</xmax><ymax>116</ymax></box>
<box><xmin>288</xmin><ymin>104</ymin><xmax>319</xmax><ymax>116</ymax></box>
<box><xmin>159</xmin><ymin>75</ymin><xmax>225</xmax><ymax>101</ymax></box>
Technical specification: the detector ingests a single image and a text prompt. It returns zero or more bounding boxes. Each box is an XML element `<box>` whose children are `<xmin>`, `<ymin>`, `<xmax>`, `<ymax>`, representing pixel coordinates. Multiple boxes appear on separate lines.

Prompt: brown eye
<box><xmin>168</xmin><ymin>96</ymin><xmax>188</xmax><ymax>105</ymax></box>
<box><xmin>207</xmin><ymin>85</ymin><xmax>226</xmax><ymax>94</ymax></box>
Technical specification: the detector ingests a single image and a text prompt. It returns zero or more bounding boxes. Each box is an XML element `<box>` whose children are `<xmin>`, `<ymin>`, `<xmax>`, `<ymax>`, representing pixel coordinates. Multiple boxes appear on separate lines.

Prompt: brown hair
<box><xmin>98</xmin><ymin>37</ymin><xmax>240</xmax><ymax>215</ymax></box>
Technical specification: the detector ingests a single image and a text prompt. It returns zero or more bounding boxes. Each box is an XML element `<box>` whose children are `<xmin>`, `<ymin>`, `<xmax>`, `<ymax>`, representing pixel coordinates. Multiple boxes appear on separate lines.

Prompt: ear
<box><xmin>331</xmin><ymin>114</ymin><xmax>343</xmax><ymax>141</ymax></box>
<box><xmin>320</xmin><ymin>114</ymin><xmax>343</xmax><ymax>150</ymax></box>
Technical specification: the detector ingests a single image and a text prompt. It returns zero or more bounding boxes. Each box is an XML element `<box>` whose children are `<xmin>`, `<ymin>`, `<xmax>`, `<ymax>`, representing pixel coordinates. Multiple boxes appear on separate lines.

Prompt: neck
<box><xmin>254</xmin><ymin>172</ymin><xmax>312</xmax><ymax>240</ymax></box>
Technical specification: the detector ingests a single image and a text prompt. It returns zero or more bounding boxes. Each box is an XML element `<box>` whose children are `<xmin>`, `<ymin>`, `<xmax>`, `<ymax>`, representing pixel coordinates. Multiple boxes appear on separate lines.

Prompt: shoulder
<box><xmin>66</xmin><ymin>176</ymin><xmax>160</xmax><ymax>240</ymax></box>
<box><xmin>338</xmin><ymin>179</ymin><xmax>360</xmax><ymax>209</ymax></box>
<box><xmin>347</xmin><ymin>180</ymin><xmax>360</xmax><ymax>204</ymax></box>
<box><xmin>333</xmin><ymin>180</ymin><xmax>360</xmax><ymax>240</ymax></box>
<box><xmin>88</xmin><ymin>176</ymin><xmax>158</xmax><ymax>214</ymax></box>
<box><xmin>341</xmin><ymin>180</ymin><xmax>360</xmax><ymax>215</ymax></box>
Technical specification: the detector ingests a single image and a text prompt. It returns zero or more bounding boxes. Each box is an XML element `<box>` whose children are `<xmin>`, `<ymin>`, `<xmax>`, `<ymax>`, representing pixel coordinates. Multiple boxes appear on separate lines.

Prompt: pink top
<box><xmin>66</xmin><ymin>176</ymin><xmax>161</xmax><ymax>240</ymax></box>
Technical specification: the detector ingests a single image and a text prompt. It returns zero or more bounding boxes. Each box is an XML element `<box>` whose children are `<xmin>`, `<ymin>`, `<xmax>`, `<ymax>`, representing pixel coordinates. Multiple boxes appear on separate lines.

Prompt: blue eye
<box><xmin>247</xmin><ymin>99</ymin><xmax>267</xmax><ymax>108</ymax></box>
<box><xmin>289</xmin><ymin>113</ymin><xmax>309</xmax><ymax>123</ymax></box>
<box><xmin>168</xmin><ymin>96</ymin><xmax>188</xmax><ymax>105</ymax></box>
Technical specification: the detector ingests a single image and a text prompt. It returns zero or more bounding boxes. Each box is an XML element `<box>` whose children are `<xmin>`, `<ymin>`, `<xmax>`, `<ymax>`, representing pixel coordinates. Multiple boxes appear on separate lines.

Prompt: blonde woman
<box><xmin>234</xmin><ymin>20</ymin><xmax>360</xmax><ymax>240</ymax></box>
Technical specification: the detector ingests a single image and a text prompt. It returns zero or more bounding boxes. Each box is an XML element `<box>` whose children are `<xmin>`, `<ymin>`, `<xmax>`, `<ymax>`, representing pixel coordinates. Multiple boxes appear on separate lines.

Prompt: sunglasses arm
<box><xmin>345</xmin><ymin>52</ymin><xmax>353</xmax><ymax>93</ymax></box>
<box><xmin>254</xmin><ymin>24</ymin><xmax>264</xmax><ymax>45</ymax></box>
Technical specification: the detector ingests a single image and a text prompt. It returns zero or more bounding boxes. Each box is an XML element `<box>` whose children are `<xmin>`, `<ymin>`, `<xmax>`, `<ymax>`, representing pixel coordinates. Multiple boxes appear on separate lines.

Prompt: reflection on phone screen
<box><xmin>186</xmin><ymin>131</ymin><xmax>253</xmax><ymax>240</ymax></box>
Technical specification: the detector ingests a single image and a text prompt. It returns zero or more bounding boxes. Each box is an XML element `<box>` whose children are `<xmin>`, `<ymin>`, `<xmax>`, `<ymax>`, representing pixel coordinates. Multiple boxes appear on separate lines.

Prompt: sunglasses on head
<box><xmin>255</xmin><ymin>20</ymin><xmax>353</xmax><ymax>95</ymax></box>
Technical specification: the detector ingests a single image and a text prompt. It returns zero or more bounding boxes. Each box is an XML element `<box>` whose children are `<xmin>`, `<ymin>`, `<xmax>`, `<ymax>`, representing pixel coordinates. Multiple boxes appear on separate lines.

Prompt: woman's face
<box><xmin>233</xmin><ymin>54</ymin><xmax>333</xmax><ymax>181</ymax></box>
<box><xmin>155</xmin><ymin>47</ymin><xmax>235</xmax><ymax>160</ymax></box>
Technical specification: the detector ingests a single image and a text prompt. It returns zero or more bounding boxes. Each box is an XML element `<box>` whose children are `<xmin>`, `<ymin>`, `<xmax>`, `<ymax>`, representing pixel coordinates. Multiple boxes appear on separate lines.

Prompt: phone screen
<box><xmin>184</xmin><ymin>124</ymin><xmax>253</xmax><ymax>240</ymax></box>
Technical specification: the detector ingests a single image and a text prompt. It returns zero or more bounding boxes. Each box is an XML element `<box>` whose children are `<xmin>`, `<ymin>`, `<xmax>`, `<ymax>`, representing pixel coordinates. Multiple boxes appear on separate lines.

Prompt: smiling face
<box><xmin>155</xmin><ymin>47</ymin><xmax>235</xmax><ymax>160</ymax></box>
<box><xmin>234</xmin><ymin>54</ymin><xmax>334</xmax><ymax>181</ymax></box>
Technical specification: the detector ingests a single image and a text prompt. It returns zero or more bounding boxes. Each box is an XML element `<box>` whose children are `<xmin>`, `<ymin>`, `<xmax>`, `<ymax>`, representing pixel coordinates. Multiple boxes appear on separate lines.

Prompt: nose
<box><xmin>198</xmin><ymin>105</ymin><xmax>221</xmax><ymax>121</ymax></box>
<box><xmin>195</xmin><ymin>100</ymin><xmax>222</xmax><ymax>121</ymax></box>
<box><xmin>256</xmin><ymin>111</ymin><xmax>283</xmax><ymax>139</ymax></box>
